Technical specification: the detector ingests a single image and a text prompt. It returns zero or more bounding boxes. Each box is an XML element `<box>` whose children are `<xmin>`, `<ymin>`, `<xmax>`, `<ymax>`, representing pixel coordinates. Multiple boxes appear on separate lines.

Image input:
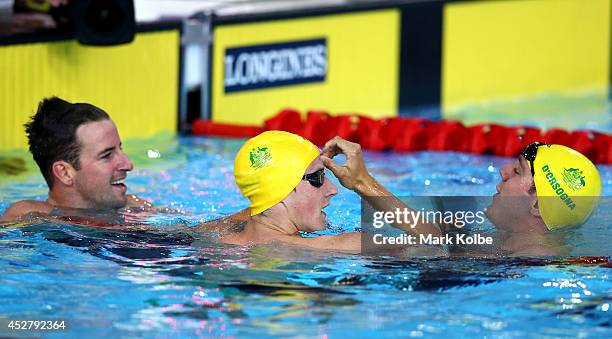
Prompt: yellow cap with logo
<box><xmin>531</xmin><ymin>144</ymin><xmax>602</xmax><ymax>230</ymax></box>
<box><xmin>234</xmin><ymin>131</ymin><xmax>319</xmax><ymax>215</ymax></box>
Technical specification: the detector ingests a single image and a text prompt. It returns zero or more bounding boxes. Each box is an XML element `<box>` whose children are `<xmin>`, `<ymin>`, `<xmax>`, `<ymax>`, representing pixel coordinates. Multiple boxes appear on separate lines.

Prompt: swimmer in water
<box><xmin>1</xmin><ymin>97</ymin><xmax>140</xmax><ymax>221</ymax></box>
<box><xmin>484</xmin><ymin>141</ymin><xmax>601</xmax><ymax>255</ymax></box>
<box><xmin>1</xmin><ymin>97</ymin><xmax>249</xmax><ymax>227</ymax></box>
<box><xmin>320</xmin><ymin>137</ymin><xmax>602</xmax><ymax>256</ymax></box>
<box><xmin>223</xmin><ymin>131</ymin><xmax>601</xmax><ymax>256</ymax></box>
<box><xmin>222</xmin><ymin>131</ymin><xmax>442</xmax><ymax>252</ymax></box>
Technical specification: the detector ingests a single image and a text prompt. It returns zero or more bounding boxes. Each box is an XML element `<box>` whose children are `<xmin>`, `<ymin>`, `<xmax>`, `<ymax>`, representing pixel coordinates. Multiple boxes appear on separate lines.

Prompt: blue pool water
<box><xmin>0</xmin><ymin>136</ymin><xmax>611</xmax><ymax>337</ymax></box>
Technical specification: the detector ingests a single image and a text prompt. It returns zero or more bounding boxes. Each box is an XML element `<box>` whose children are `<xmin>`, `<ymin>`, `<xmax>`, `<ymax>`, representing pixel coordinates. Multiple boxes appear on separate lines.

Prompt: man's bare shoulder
<box><xmin>197</xmin><ymin>209</ymin><xmax>250</xmax><ymax>235</ymax></box>
<box><xmin>1</xmin><ymin>200</ymin><xmax>54</xmax><ymax>222</ymax></box>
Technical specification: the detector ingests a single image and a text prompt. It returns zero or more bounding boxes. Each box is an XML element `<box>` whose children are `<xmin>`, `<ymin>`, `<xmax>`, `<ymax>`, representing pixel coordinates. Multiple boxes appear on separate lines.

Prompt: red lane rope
<box><xmin>192</xmin><ymin>109</ymin><xmax>612</xmax><ymax>164</ymax></box>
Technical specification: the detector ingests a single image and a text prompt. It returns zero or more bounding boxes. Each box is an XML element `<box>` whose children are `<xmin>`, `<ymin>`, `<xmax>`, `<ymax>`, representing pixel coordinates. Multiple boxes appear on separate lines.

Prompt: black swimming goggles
<box><xmin>521</xmin><ymin>142</ymin><xmax>547</xmax><ymax>177</ymax></box>
<box><xmin>302</xmin><ymin>168</ymin><xmax>325</xmax><ymax>188</ymax></box>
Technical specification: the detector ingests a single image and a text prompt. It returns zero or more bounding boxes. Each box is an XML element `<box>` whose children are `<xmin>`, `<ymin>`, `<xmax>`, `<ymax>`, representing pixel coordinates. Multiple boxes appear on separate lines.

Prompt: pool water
<box><xmin>0</xmin><ymin>136</ymin><xmax>610</xmax><ymax>338</ymax></box>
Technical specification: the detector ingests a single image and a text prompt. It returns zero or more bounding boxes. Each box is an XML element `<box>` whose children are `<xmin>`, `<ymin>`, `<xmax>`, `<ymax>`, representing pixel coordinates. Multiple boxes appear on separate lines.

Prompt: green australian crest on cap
<box><xmin>562</xmin><ymin>168</ymin><xmax>586</xmax><ymax>191</ymax></box>
<box><xmin>249</xmin><ymin>147</ymin><xmax>271</xmax><ymax>169</ymax></box>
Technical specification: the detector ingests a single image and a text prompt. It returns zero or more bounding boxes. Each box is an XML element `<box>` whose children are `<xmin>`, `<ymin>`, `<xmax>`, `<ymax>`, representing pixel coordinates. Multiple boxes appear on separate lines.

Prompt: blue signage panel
<box><xmin>224</xmin><ymin>38</ymin><xmax>327</xmax><ymax>93</ymax></box>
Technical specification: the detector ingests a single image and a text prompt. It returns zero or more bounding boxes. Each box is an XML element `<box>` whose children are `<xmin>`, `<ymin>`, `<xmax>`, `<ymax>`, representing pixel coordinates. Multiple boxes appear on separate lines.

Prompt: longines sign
<box><xmin>224</xmin><ymin>38</ymin><xmax>328</xmax><ymax>93</ymax></box>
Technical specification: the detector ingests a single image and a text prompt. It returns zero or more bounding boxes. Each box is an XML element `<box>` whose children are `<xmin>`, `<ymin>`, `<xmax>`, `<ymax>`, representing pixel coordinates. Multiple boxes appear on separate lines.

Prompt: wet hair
<box><xmin>24</xmin><ymin>97</ymin><xmax>110</xmax><ymax>189</ymax></box>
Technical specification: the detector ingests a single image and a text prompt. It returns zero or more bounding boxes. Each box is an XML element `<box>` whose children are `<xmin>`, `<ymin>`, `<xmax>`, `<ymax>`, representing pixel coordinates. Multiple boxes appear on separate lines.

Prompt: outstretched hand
<box><xmin>320</xmin><ymin>136</ymin><xmax>373</xmax><ymax>192</ymax></box>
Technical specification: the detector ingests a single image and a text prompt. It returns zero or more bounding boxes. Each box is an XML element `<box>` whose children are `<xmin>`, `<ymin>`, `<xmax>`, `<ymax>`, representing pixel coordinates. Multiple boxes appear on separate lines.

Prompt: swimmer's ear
<box><xmin>51</xmin><ymin>160</ymin><xmax>77</xmax><ymax>187</ymax></box>
<box><xmin>529</xmin><ymin>197</ymin><xmax>541</xmax><ymax>218</ymax></box>
<box><xmin>527</xmin><ymin>184</ymin><xmax>541</xmax><ymax>218</ymax></box>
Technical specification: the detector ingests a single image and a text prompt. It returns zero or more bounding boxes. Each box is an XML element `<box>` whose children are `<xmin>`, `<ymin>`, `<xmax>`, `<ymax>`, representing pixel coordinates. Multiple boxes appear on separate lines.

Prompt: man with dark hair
<box><xmin>2</xmin><ymin>96</ymin><xmax>250</xmax><ymax>227</ymax></box>
<box><xmin>1</xmin><ymin>97</ymin><xmax>141</xmax><ymax>221</ymax></box>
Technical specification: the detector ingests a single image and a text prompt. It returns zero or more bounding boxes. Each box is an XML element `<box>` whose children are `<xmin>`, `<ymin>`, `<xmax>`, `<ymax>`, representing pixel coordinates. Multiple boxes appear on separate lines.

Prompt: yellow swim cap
<box><xmin>530</xmin><ymin>144</ymin><xmax>602</xmax><ymax>230</ymax></box>
<box><xmin>234</xmin><ymin>131</ymin><xmax>319</xmax><ymax>215</ymax></box>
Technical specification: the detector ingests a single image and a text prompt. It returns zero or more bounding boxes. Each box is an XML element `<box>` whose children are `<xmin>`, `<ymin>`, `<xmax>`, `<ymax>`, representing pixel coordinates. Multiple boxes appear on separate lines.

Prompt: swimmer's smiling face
<box><xmin>486</xmin><ymin>156</ymin><xmax>538</xmax><ymax>230</ymax></box>
<box><xmin>71</xmin><ymin>120</ymin><xmax>134</xmax><ymax>209</ymax></box>
<box><xmin>282</xmin><ymin>157</ymin><xmax>338</xmax><ymax>232</ymax></box>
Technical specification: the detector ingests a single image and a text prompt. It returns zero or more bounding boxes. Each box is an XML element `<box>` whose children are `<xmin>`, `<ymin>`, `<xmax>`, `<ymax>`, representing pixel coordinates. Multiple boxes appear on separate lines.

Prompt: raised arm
<box><xmin>321</xmin><ymin>136</ymin><xmax>442</xmax><ymax>237</ymax></box>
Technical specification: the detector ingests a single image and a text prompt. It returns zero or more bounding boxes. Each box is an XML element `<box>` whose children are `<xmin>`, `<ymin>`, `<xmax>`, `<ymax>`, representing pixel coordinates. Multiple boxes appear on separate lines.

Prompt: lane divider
<box><xmin>192</xmin><ymin>109</ymin><xmax>612</xmax><ymax>164</ymax></box>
